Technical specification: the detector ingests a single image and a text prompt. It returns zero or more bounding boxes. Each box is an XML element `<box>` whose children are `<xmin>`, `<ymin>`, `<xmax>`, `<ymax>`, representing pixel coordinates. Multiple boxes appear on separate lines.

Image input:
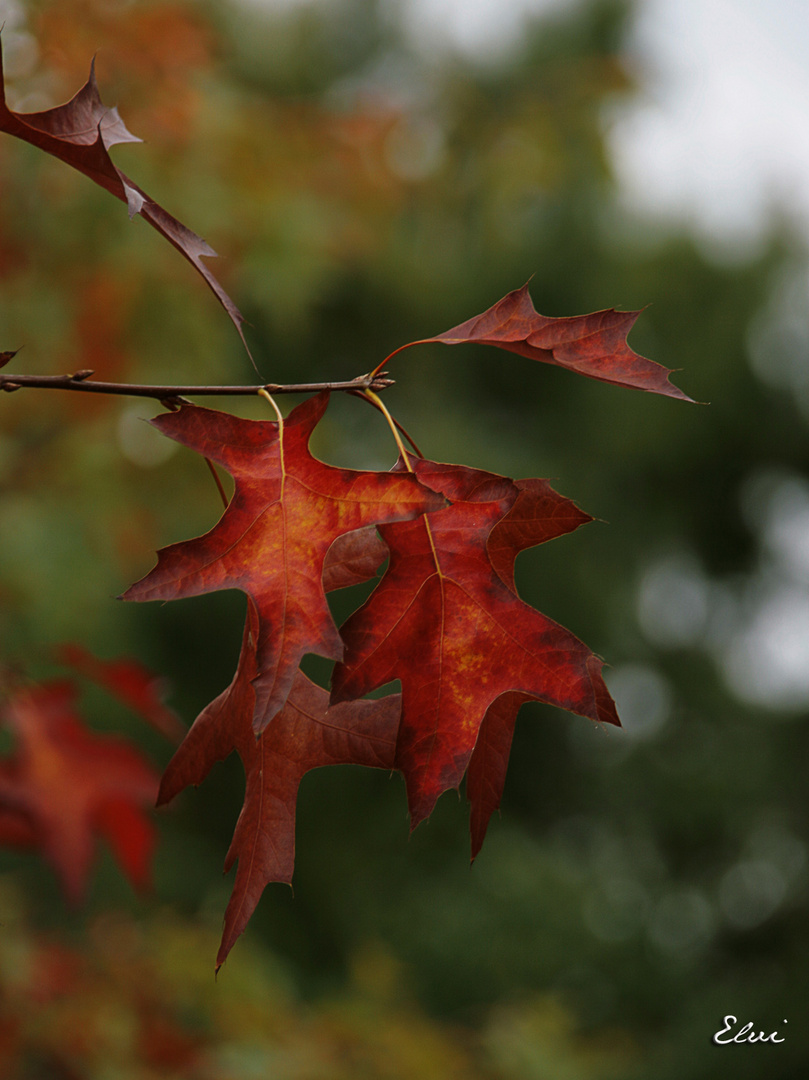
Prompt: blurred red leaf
<box><xmin>0</xmin><ymin>804</ymin><xmax>39</xmax><ymax>849</ymax></box>
<box><xmin>57</xmin><ymin>643</ymin><xmax>184</xmax><ymax>744</ymax></box>
<box><xmin>0</xmin><ymin>680</ymin><xmax>159</xmax><ymax>900</ymax></box>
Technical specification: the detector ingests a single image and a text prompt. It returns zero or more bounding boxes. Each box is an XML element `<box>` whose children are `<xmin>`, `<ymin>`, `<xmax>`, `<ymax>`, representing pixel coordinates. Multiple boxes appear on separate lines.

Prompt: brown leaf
<box><xmin>0</xmin><ymin>37</ymin><xmax>247</xmax><ymax>349</ymax></box>
<box><xmin>392</xmin><ymin>283</ymin><xmax>691</xmax><ymax>400</ymax></box>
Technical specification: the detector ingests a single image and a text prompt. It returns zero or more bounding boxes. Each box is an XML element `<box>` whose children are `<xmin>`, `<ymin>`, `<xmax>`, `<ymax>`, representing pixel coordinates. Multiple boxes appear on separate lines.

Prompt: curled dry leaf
<box><xmin>0</xmin><ymin>36</ymin><xmax>248</xmax><ymax>349</ymax></box>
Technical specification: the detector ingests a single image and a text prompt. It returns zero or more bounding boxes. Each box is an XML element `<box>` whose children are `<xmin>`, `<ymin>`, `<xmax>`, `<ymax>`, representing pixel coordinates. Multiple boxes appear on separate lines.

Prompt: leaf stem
<box><xmin>368</xmin><ymin>340</ymin><xmax>422</xmax><ymax>380</ymax></box>
<box><xmin>353</xmin><ymin>390</ymin><xmax>424</xmax><ymax>458</ymax></box>
<box><xmin>257</xmin><ymin>387</ymin><xmax>286</xmax><ymax>499</ymax></box>
<box><xmin>257</xmin><ymin>387</ymin><xmax>284</xmax><ymax>426</ymax></box>
<box><xmin>204</xmin><ymin>458</ymin><xmax>229</xmax><ymax>510</ymax></box>
<box><xmin>364</xmin><ymin>390</ymin><xmax>413</xmax><ymax>472</ymax></box>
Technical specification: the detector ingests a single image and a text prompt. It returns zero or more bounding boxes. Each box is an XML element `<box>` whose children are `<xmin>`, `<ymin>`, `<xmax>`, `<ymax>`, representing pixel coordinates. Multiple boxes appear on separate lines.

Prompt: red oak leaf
<box><xmin>0</xmin><ymin>681</ymin><xmax>159</xmax><ymax>900</ymax></box>
<box><xmin>0</xmin><ymin>37</ymin><xmax>246</xmax><ymax>347</ymax></box>
<box><xmin>322</xmin><ymin>525</ymin><xmax>389</xmax><ymax>592</ymax></box>
<box><xmin>487</xmin><ymin>477</ymin><xmax>593</xmax><ymax>590</ymax></box>
<box><xmin>158</xmin><ymin>601</ymin><xmax>400</xmax><ymax>969</ymax></box>
<box><xmin>332</xmin><ymin>458</ymin><xmax>619</xmax><ymax>828</ymax></box>
<box><xmin>57</xmin><ymin>643</ymin><xmax>184</xmax><ymax>744</ymax></box>
<box><xmin>466</xmin><ymin>691</ymin><xmax>532</xmax><ymax>860</ymax></box>
<box><xmin>387</xmin><ymin>283</ymin><xmax>691</xmax><ymax>400</ymax></box>
<box><xmin>122</xmin><ymin>393</ymin><xmax>444</xmax><ymax>731</ymax></box>
<box><xmin>465</xmin><ymin>478</ymin><xmax>596</xmax><ymax>858</ymax></box>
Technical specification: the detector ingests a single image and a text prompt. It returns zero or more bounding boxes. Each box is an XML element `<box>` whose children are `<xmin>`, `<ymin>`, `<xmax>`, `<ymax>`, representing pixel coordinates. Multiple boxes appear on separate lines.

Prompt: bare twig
<box><xmin>0</xmin><ymin>370</ymin><xmax>394</xmax><ymax>400</ymax></box>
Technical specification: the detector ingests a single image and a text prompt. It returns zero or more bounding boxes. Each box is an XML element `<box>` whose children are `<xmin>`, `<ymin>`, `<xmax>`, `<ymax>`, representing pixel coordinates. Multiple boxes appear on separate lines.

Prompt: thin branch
<box><xmin>0</xmin><ymin>370</ymin><xmax>395</xmax><ymax>401</ymax></box>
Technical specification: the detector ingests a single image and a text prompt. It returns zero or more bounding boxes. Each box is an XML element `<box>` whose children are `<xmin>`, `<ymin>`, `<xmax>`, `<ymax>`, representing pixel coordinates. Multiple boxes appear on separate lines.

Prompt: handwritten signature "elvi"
<box><xmin>712</xmin><ymin>1016</ymin><xmax>787</xmax><ymax>1045</ymax></box>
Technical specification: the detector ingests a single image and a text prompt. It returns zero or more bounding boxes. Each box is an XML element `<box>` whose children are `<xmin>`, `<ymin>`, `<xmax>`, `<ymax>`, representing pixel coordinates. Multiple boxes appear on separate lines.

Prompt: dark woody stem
<box><xmin>0</xmin><ymin>370</ymin><xmax>394</xmax><ymax>403</ymax></box>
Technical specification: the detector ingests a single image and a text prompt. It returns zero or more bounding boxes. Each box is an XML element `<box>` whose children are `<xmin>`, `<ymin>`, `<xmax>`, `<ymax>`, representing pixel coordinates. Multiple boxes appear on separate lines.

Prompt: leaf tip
<box><xmin>663</xmin><ymin>377</ymin><xmax>698</xmax><ymax>404</ymax></box>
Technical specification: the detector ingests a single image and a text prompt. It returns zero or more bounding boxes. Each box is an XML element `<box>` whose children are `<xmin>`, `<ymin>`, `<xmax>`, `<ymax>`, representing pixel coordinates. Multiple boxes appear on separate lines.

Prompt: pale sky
<box><xmin>409</xmin><ymin>0</ymin><xmax>809</xmax><ymax>252</ymax></box>
<box><xmin>241</xmin><ymin>0</ymin><xmax>809</xmax><ymax>252</ymax></box>
<box><xmin>612</xmin><ymin>0</ymin><xmax>809</xmax><ymax>253</ymax></box>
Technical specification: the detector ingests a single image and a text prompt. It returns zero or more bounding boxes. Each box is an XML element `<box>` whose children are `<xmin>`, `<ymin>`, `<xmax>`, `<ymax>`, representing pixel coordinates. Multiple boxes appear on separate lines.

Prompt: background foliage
<box><xmin>1</xmin><ymin>0</ymin><xmax>808</xmax><ymax>1075</ymax></box>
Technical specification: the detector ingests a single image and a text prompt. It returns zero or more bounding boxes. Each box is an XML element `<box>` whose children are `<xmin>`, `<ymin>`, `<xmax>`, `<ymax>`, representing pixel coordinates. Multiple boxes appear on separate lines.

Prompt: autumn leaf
<box><xmin>158</xmin><ymin>601</ymin><xmax>400</xmax><ymax>969</ymax></box>
<box><xmin>122</xmin><ymin>393</ymin><xmax>445</xmax><ymax>731</ymax></box>
<box><xmin>385</xmin><ymin>283</ymin><xmax>691</xmax><ymax>400</ymax></box>
<box><xmin>0</xmin><ymin>36</ymin><xmax>247</xmax><ymax>348</ymax></box>
<box><xmin>487</xmin><ymin>477</ymin><xmax>593</xmax><ymax>590</ymax></box>
<box><xmin>466</xmin><ymin>691</ymin><xmax>532</xmax><ymax>860</ymax></box>
<box><xmin>57</xmin><ymin>643</ymin><xmax>185</xmax><ymax>744</ymax></box>
<box><xmin>0</xmin><ymin>680</ymin><xmax>159</xmax><ymax>900</ymax></box>
<box><xmin>157</xmin><ymin>527</ymin><xmax>398</xmax><ymax>967</ymax></box>
<box><xmin>464</xmin><ymin>478</ymin><xmax>595</xmax><ymax>857</ymax></box>
<box><xmin>332</xmin><ymin>458</ymin><xmax>619</xmax><ymax>828</ymax></box>
<box><xmin>322</xmin><ymin>525</ymin><xmax>389</xmax><ymax>592</ymax></box>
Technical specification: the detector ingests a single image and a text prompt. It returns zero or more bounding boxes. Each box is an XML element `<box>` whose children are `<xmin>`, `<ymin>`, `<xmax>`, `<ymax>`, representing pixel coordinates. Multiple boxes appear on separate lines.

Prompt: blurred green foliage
<box><xmin>2</xmin><ymin>0</ymin><xmax>809</xmax><ymax>1075</ymax></box>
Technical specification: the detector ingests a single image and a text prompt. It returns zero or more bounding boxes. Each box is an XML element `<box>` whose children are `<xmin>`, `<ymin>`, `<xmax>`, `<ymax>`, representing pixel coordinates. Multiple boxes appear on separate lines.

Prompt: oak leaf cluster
<box><xmin>0</xmin><ymin>38</ymin><xmax>691</xmax><ymax>965</ymax></box>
